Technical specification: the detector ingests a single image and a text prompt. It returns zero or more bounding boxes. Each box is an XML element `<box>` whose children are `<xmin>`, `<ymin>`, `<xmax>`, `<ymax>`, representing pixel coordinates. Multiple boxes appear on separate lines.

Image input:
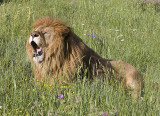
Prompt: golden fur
<box><xmin>26</xmin><ymin>17</ymin><xmax>144</xmax><ymax>98</ymax></box>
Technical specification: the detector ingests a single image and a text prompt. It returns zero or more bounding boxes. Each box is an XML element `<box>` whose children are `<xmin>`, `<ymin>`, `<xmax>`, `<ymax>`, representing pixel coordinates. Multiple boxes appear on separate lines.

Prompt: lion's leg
<box><xmin>109</xmin><ymin>60</ymin><xmax>144</xmax><ymax>98</ymax></box>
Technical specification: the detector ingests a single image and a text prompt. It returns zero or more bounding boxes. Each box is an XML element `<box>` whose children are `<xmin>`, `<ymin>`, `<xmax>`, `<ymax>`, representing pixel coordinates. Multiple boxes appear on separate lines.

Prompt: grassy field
<box><xmin>0</xmin><ymin>0</ymin><xmax>160</xmax><ymax>115</ymax></box>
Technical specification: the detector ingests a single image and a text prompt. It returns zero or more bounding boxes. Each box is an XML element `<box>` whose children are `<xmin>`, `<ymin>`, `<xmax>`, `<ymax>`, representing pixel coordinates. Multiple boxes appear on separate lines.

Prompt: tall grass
<box><xmin>0</xmin><ymin>0</ymin><xmax>160</xmax><ymax>115</ymax></box>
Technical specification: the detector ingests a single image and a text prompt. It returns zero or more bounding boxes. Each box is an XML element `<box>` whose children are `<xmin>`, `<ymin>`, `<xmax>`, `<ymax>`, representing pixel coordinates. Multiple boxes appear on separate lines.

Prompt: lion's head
<box><xmin>26</xmin><ymin>17</ymin><xmax>70</xmax><ymax>63</ymax></box>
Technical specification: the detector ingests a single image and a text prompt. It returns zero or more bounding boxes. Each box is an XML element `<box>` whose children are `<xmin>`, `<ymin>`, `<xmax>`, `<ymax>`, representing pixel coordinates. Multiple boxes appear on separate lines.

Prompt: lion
<box><xmin>26</xmin><ymin>17</ymin><xmax>144</xmax><ymax>98</ymax></box>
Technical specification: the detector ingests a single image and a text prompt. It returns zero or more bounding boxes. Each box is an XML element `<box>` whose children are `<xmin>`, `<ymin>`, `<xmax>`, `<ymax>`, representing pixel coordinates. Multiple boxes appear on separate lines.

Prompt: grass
<box><xmin>0</xmin><ymin>0</ymin><xmax>160</xmax><ymax>115</ymax></box>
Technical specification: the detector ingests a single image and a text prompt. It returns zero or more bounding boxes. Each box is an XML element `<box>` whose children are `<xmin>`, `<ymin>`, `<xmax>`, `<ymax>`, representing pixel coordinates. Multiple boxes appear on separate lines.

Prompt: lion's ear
<box><xmin>62</xmin><ymin>27</ymin><xmax>71</xmax><ymax>39</ymax></box>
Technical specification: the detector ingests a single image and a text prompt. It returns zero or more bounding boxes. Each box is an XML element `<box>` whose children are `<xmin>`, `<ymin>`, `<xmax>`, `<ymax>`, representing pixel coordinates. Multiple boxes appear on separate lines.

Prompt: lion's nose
<box><xmin>31</xmin><ymin>32</ymin><xmax>39</xmax><ymax>38</ymax></box>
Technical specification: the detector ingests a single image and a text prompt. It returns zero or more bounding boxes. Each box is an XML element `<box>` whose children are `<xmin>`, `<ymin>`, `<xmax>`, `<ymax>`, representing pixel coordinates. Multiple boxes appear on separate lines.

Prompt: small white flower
<box><xmin>81</xmin><ymin>24</ymin><xmax>85</xmax><ymax>26</ymax></box>
<box><xmin>115</xmin><ymin>30</ymin><xmax>120</xmax><ymax>32</ymax></box>
<box><xmin>0</xmin><ymin>106</ymin><xmax>2</xmax><ymax>109</ymax></box>
<box><xmin>117</xmin><ymin>34</ymin><xmax>123</xmax><ymax>38</ymax></box>
<box><xmin>84</xmin><ymin>34</ymin><xmax>86</xmax><ymax>35</ymax></box>
<box><xmin>133</xmin><ymin>29</ymin><xmax>136</xmax><ymax>31</ymax></box>
<box><xmin>121</xmin><ymin>39</ymin><xmax>124</xmax><ymax>42</ymax></box>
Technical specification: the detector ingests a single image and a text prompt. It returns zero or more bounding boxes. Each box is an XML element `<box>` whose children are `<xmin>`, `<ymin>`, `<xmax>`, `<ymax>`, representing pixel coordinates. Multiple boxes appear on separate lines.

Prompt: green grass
<box><xmin>0</xmin><ymin>0</ymin><xmax>160</xmax><ymax>115</ymax></box>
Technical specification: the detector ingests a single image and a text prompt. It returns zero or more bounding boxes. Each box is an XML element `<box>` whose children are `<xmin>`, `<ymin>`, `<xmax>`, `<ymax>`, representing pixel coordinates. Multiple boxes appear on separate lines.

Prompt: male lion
<box><xmin>26</xmin><ymin>17</ymin><xmax>144</xmax><ymax>98</ymax></box>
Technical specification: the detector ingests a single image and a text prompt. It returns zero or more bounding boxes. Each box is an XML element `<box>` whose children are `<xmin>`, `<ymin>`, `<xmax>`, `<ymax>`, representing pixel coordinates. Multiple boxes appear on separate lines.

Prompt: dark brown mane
<box><xmin>65</xmin><ymin>31</ymin><xmax>112</xmax><ymax>80</ymax></box>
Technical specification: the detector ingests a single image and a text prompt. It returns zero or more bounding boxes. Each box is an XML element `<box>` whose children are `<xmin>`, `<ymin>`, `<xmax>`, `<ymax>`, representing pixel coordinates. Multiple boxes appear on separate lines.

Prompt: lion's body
<box><xmin>26</xmin><ymin>17</ymin><xmax>144</xmax><ymax>98</ymax></box>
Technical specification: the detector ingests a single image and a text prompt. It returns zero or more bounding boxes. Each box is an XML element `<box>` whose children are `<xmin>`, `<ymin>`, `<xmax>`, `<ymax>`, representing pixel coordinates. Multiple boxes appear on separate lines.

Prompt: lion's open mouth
<box><xmin>31</xmin><ymin>41</ymin><xmax>43</xmax><ymax>57</ymax></box>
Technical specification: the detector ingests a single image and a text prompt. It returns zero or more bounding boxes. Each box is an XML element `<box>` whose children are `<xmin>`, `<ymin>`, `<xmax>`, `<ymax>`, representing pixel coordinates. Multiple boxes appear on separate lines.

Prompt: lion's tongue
<box><xmin>37</xmin><ymin>48</ymin><xmax>41</xmax><ymax>54</ymax></box>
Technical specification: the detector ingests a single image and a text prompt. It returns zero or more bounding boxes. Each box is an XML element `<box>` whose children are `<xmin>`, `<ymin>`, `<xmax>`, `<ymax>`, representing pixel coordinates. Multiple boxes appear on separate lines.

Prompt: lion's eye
<box><xmin>43</xmin><ymin>32</ymin><xmax>48</xmax><ymax>34</ymax></box>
